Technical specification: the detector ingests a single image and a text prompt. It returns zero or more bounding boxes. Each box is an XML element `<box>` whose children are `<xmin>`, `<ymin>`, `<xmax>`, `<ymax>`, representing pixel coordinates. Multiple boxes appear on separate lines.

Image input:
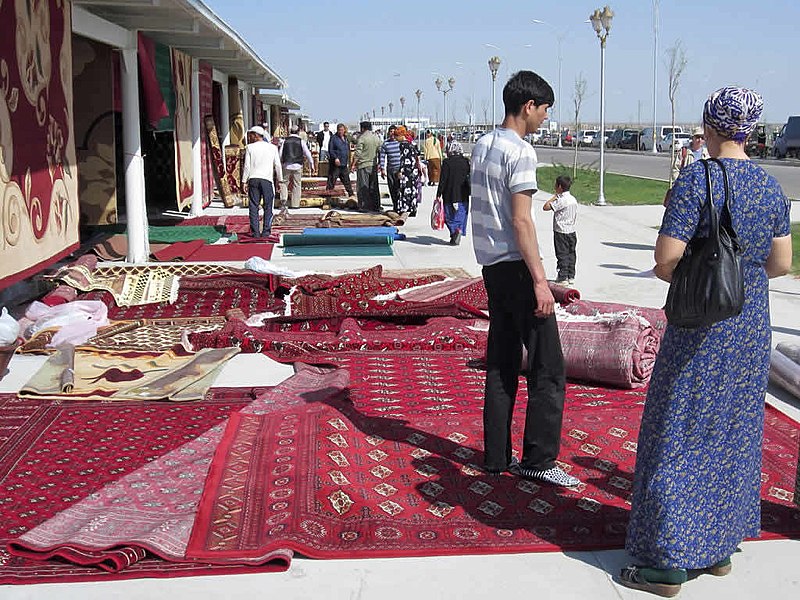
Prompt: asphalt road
<box><xmin>532</xmin><ymin>146</ymin><xmax>800</xmax><ymax>199</ymax></box>
<box><xmin>459</xmin><ymin>141</ymin><xmax>800</xmax><ymax>199</ymax></box>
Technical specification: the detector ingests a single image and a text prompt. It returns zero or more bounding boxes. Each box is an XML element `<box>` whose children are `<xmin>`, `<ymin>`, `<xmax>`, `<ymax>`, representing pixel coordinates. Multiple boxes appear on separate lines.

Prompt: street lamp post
<box><xmin>590</xmin><ymin>5</ymin><xmax>614</xmax><ymax>206</ymax></box>
<box><xmin>488</xmin><ymin>56</ymin><xmax>501</xmax><ymax>130</ymax></box>
<box><xmin>651</xmin><ymin>0</ymin><xmax>659</xmax><ymax>154</ymax></box>
<box><xmin>400</xmin><ymin>96</ymin><xmax>406</xmax><ymax>122</ymax></box>
<box><xmin>389</xmin><ymin>101</ymin><xmax>394</xmax><ymax>116</ymax></box>
<box><xmin>532</xmin><ymin>20</ymin><xmax>565</xmax><ymax>147</ymax></box>
<box><xmin>415</xmin><ymin>89</ymin><xmax>422</xmax><ymax>132</ymax></box>
<box><xmin>435</xmin><ymin>76</ymin><xmax>455</xmax><ymax>143</ymax></box>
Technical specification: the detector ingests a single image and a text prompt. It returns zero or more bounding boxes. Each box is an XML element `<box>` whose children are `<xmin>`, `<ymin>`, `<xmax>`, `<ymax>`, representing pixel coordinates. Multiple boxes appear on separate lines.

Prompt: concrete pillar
<box><xmin>190</xmin><ymin>58</ymin><xmax>203</xmax><ymax>216</ymax></box>
<box><xmin>121</xmin><ymin>44</ymin><xmax>149</xmax><ymax>263</ymax></box>
<box><xmin>219</xmin><ymin>78</ymin><xmax>230</xmax><ymax>149</ymax></box>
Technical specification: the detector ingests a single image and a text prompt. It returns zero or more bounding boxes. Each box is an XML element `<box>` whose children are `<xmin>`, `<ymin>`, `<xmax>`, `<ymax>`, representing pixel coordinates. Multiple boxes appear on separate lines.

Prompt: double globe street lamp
<box><xmin>435</xmin><ymin>76</ymin><xmax>455</xmax><ymax>142</ymax></box>
<box><xmin>488</xmin><ymin>56</ymin><xmax>501</xmax><ymax>130</ymax></box>
<box><xmin>589</xmin><ymin>5</ymin><xmax>614</xmax><ymax>206</ymax></box>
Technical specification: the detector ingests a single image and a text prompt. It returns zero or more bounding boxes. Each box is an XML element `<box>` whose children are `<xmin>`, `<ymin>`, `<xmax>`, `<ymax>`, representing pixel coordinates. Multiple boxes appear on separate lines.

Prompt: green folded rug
<box><xmin>147</xmin><ymin>226</ymin><xmax>223</xmax><ymax>244</ymax></box>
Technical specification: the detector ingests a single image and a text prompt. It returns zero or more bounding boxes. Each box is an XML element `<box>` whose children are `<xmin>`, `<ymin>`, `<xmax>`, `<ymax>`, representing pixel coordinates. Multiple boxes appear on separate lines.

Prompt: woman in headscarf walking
<box><xmin>436</xmin><ymin>141</ymin><xmax>470</xmax><ymax>245</ymax></box>
<box><xmin>395</xmin><ymin>126</ymin><xmax>422</xmax><ymax>216</ymax></box>
<box><xmin>620</xmin><ymin>87</ymin><xmax>793</xmax><ymax>597</ymax></box>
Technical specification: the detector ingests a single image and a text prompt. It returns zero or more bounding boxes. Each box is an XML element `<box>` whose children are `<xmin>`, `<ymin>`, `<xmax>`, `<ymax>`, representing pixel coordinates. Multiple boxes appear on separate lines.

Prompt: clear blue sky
<box><xmin>206</xmin><ymin>0</ymin><xmax>798</xmax><ymax>128</ymax></box>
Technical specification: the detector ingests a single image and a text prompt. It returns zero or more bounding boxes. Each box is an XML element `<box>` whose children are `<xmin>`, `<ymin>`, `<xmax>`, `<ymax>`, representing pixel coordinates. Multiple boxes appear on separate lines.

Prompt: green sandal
<box><xmin>705</xmin><ymin>557</ymin><xmax>732</xmax><ymax>576</ymax></box>
<box><xmin>620</xmin><ymin>565</ymin><xmax>687</xmax><ymax>598</ymax></box>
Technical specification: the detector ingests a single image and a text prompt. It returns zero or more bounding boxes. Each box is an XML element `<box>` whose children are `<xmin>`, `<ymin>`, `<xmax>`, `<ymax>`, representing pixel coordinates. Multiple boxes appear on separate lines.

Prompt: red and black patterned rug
<box><xmin>0</xmin><ymin>389</ymin><xmax>289</xmax><ymax>584</ymax></box>
<box><xmin>188</xmin><ymin>353</ymin><xmax>800</xmax><ymax>561</ymax></box>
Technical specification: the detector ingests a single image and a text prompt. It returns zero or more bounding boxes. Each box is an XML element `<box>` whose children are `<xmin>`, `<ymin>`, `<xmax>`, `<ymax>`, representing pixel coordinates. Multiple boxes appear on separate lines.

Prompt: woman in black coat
<box><xmin>435</xmin><ymin>142</ymin><xmax>470</xmax><ymax>245</ymax></box>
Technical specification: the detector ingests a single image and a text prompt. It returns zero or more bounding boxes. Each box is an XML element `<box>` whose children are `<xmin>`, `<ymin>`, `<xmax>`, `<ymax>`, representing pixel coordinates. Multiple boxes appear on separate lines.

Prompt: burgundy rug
<box><xmin>0</xmin><ymin>389</ymin><xmax>291</xmax><ymax>584</ymax></box>
<box><xmin>185</xmin><ymin>242</ymin><xmax>274</xmax><ymax>262</ymax></box>
<box><xmin>184</xmin><ymin>353</ymin><xmax>800</xmax><ymax>561</ymax></box>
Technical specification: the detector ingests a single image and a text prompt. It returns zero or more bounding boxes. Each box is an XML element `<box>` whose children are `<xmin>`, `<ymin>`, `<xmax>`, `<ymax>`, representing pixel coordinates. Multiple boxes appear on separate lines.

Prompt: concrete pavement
<box><xmin>1</xmin><ymin>180</ymin><xmax>798</xmax><ymax>599</ymax></box>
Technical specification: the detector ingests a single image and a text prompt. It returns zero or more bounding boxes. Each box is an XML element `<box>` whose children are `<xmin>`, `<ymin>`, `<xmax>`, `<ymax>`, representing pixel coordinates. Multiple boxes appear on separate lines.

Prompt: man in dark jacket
<box><xmin>326</xmin><ymin>124</ymin><xmax>354</xmax><ymax>196</ymax></box>
<box><xmin>280</xmin><ymin>126</ymin><xmax>314</xmax><ymax>208</ymax></box>
<box><xmin>436</xmin><ymin>141</ymin><xmax>470</xmax><ymax>244</ymax></box>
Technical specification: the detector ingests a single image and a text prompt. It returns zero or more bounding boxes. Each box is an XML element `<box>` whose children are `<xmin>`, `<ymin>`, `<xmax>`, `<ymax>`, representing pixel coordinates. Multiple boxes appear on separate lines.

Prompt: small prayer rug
<box><xmin>87</xmin><ymin>317</ymin><xmax>226</xmax><ymax>352</ymax></box>
<box><xmin>20</xmin><ymin>346</ymin><xmax>239</xmax><ymax>401</ymax></box>
<box><xmin>53</xmin><ymin>264</ymin><xmax>180</xmax><ymax>307</ymax></box>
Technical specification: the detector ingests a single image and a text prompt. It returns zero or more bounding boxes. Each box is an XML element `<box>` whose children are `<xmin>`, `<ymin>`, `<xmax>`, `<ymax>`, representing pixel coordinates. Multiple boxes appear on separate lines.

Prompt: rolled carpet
<box><xmin>557</xmin><ymin>310</ymin><xmax>659</xmax><ymax>389</ymax></box>
<box><xmin>302</xmin><ymin>227</ymin><xmax>406</xmax><ymax>241</ymax></box>
<box><xmin>770</xmin><ymin>349</ymin><xmax>800</xmax><ymax>399</ymax></box>
<box><xmin>549</xmin><ymin>282</ymin><xmax>581</xmax><ymax>305</ymax></box>
<box><xmin>776</xmin><ymin>342</ymin><xmax>800</xmax><ymax>365</ymax></box>
<box><xmin>283</xmin><ymin>234</ymin><xmax>393</xmax><ymax>247</ymax></box>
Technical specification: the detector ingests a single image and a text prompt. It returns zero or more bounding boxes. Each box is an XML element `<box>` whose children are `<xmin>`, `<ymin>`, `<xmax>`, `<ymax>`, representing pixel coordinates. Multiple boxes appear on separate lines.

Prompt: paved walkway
<box><xmin>2</xmin><ymin>181</ymin><xmax>799</xmax><ymax>599</ymax></box>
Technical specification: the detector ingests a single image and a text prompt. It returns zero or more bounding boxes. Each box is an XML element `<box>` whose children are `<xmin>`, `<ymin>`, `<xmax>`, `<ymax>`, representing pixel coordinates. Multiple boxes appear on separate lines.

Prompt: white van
<box><xmin>640</xmin><ymin>126</ymin><xmax>683</xmax><ymax>151</ymax></box>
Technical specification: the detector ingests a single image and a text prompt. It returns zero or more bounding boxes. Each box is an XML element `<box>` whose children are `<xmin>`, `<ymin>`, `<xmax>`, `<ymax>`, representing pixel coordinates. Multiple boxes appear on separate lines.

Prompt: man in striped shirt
<box><xmin>470</xmin><ymin>70</ymin><xmax>580</xmax><ymax>489</ymax></box>
<box><xmin>378</xmin><ymin>125</ymin><xmax>402</xmax><ymax>211</ymax></box>
<box><xmin>543</xmin><ymin>175</ymin><xmax>578</xmax><ymax>285</ymax></box>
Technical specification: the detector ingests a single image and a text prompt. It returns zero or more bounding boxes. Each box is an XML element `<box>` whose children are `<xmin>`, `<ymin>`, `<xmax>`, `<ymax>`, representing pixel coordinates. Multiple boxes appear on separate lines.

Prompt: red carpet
<box><xmin>187</xmin><ymin>353</ymin><xmax>800</xmax><ymax>561</ymax></box>
<box><xmin>185</xmin><ymin>242</ymin><xmax>274</xmax><ymax>262</ymax></box>
<box><xmin>0</xmin><ymin>389</ymin><xmax>289</xmax><ymax>584</ymax></box>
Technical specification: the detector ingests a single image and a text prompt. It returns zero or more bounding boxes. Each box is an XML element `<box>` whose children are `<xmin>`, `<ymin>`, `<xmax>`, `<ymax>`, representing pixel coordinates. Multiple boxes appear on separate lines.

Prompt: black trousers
<box><xmin>326</xmin><ymin>161</ymin><xmax>354</xmax><ymax>195</ymax></box>
<box><xmin>482</xmin><ymin>260</ymin><xmax>566</xmax><ymax>472</ymax></box>
<box><xmin>386</xmin><ymin>169</ymin><xmax>400</xmax><ymax>211</ymax></box>
<box><xmin>356</xmin><ymin>166</ymin><xmax>380</xmax><ymax>211</ymax></box>
<box><xmin>553</xmin><ymin>231</ymin><xmax>577</xmax><ymax>281</ymax></box>
<box><xmin>247</xmin><ymin>178</ymin><xmax>274</xmax><ymax>237</ymax></box>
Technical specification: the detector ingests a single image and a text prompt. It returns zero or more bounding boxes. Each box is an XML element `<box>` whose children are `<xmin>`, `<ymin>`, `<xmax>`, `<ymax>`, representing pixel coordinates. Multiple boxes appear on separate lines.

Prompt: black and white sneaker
<box><xmin>509</xmin><ymin>463</ymin><xmax>582</xmax><ymax>487</ymax></box>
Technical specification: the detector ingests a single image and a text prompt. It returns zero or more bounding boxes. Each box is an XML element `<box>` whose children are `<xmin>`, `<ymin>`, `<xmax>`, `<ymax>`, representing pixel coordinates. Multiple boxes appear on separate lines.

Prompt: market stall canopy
<box><xmin>73</xmin><ymin>0</ymin><xmax>284</xmax><ymax>89</ymax></box>
<box><xmin>258</xmin><ymin>92</ymin><xmax>301</xmax><ymax>111</ymax></box>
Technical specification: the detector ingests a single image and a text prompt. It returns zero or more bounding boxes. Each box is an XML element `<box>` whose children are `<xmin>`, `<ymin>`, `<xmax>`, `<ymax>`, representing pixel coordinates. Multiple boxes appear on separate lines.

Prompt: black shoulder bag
<box><xmin>664</xmin><ymin>158</ymin><xmax>744</xmax><ymax>329</ymax></box>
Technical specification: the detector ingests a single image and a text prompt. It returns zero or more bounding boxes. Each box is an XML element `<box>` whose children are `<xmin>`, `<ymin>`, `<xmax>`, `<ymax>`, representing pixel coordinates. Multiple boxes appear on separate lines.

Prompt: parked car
<box><xmin>577</xmin><ymin>130</ymin><xmax>598</xmax><ymax>146</ymax></box>
<box><xmin>658</xmin><ymin>132</ymin><xmax>691</xmax><ymax>152</ymax></box>
<box><xmin>471</xmin><ymin>130</ymin><xmax>485</xmax><ymax>142</ymax></box>
<box><xmin>618</xmin><ymin>130</ymin><xmax>641</xmax><ymax>150</ymax></box>
<box><xmin>607</xmin><ymin>128</ymin><xmax>639</xmax><ymax>149</ymax></box>
<box><xmin>774</xmin><ymin>116</ymin><xmax>800</xmax><ymax>159</ymax></box>
<box><xmin>640</xmin><ymin>125</ymin><xmax>684</xmax><ymax>151</ymax></box>
<box><xmin>590</xmin><ymin>129</ymin><xmax>615</xmax><ymax>148</ymax></box>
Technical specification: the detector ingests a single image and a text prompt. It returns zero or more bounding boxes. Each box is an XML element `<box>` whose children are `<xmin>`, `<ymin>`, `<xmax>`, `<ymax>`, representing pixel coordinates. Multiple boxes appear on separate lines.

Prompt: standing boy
<box><xmin>543</xmin><ymin>175</ymin><xmax>578</xmax><ymax>285</ymax></box>
<box><xmin>470</xmin><ymin>71</ymin><xmax>580</xmax><ymax>488</ymax></box>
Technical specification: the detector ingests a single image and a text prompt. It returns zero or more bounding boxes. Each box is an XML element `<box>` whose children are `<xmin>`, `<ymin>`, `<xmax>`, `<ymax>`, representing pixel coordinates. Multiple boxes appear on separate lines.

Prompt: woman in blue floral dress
<box><xmin>621</xmin><ymin>87</ymin><xmax>793</xmax><ymax>597</ymax></box>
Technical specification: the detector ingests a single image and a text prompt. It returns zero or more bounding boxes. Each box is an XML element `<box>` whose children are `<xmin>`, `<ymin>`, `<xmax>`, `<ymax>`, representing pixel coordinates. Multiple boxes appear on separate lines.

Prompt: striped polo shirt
<box><xmin>378</xmin><ymin>139</ymin><xmax>401</xmax><ymax>171</ymax></box>
<box><xmin>470</xmin><ymin>128</ymin><xmax>539</xmax><ymax>266</ymax></box>
<box><xmin>550</xmin><ymin>191</ymin><xmax>578</xmax><ymax>233</ymax></box>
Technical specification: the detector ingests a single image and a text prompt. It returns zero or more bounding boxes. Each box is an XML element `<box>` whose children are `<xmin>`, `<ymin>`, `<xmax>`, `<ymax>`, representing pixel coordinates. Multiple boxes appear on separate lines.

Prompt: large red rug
<box><xmin>0</xmin><ymin>388</ymin><xmax>288</xmax><ymax>584</ymax></box>
<box><xmin>187</xmin><ymin>354</ymin><xmax>800</xmax><ymax>561</ymax></box>
<box><xmin>184</xmin><ymin>242</ymin><xmax>274</xmax><ymax>262</ymax></box>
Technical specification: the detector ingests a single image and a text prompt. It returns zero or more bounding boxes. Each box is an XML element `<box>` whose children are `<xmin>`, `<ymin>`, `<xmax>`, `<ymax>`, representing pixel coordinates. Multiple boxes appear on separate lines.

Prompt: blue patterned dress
<box><xmin>625</xmin><ymin>158</ymin><xmax>792</xmax><ymax>569</ymax></box>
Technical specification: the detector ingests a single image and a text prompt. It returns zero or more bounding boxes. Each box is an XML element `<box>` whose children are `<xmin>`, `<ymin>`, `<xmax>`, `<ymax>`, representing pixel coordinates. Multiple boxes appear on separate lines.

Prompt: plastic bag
<box><xmin>431</xmin><ymin>197</ymin><xmax>446</xmax><ymax>231</ymax></box>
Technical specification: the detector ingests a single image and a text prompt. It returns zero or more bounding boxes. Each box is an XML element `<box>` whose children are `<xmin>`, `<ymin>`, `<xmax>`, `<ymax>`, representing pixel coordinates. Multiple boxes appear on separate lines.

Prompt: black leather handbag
<box><xmin>664</xmin><ymin>158</ymin><xmax>744</xmax><ymax>329</ymax></box>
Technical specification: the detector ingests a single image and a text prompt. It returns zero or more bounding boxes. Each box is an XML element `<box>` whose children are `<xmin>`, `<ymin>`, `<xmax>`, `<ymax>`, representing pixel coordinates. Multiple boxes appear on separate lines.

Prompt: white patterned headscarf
<box><xmin>447</xmin><ymin>141</ymin><xmax>464</xmax><ymax>155</ymax></box>
<box><xmin>703</xmin><ymin>87</ymin><xmax>763</xmax><ymax>142</ymax></box>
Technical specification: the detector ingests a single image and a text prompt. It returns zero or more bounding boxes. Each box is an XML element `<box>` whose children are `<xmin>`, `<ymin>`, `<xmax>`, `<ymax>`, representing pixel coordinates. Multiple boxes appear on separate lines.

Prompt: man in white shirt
<box><xmin>471</xmin><ymin>70</ymin><xmax>580</xmax><ymax>489</ymax></box>
<box><xmin>242</xmin><ymin>126</ymin><xmax>282</xmax><ymax>239</ymax></box>
<box><xmin>315</xmin><ymin>122</ymin><xmax>333</xmax><ymax>163</ymax></box>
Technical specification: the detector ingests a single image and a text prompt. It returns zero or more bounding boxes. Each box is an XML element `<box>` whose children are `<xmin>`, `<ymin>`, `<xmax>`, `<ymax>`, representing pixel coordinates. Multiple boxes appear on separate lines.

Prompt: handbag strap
<box><xmin>707</xmin><ymin>158</ymin><xmax>735</xmax><ymax>231</ymax></box>
<box><xmin>699</xmin><ymin>160</ymin><xmax>720</xmax><ymax>247</ymax></box>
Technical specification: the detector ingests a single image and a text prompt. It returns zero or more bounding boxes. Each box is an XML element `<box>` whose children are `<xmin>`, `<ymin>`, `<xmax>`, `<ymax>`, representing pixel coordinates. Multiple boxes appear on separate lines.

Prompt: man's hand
<box><xmin>533</xmin><ymin>279</ymin><xmax>555</xmax><ymax>318</ymax></box>
<box><xmin>379</xmin><ymin>169</ymin><xmax>386</xmax><ymax>180</ymax></box>
<box><xmin>334</xmin><ymin>158</ymin><xmax>341</xmax><ymax>166</ymax></box>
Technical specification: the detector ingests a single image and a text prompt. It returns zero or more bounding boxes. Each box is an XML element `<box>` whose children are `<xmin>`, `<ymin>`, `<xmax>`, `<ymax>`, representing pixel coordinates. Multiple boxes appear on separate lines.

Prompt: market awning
<box><xmin>258</xmin><ymin>92</ymin><xmax>301</xmax><ymax>111</ymax></box>
<box><xmin>73</xmin><ymin>0</ymin><xmax>284</xmax><ymax>89</ymax></box>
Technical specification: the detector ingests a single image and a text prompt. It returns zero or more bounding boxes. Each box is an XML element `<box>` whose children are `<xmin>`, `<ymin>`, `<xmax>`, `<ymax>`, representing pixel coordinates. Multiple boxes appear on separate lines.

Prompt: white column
<box><xmin>190</xmin><ymin>58</ymin><xmax>203</xmax><ymax>216</ymax></box>
<box><xmin>219</xmin><ymin>78</ymin><xmax>230</xmax><ymax>149</ymax></box>
<box><xmin>121</xmin><ymin>43</ymin><xmax>149</xmax><ymax>263</ymax></box>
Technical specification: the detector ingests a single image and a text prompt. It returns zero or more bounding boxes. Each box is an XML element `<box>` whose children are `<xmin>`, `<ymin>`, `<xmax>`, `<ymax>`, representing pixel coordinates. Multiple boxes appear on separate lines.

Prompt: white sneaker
<box><xmin>509</xmin><ymin>463</ymin><xmax>582</xmax><ymax>487</ymax></box>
